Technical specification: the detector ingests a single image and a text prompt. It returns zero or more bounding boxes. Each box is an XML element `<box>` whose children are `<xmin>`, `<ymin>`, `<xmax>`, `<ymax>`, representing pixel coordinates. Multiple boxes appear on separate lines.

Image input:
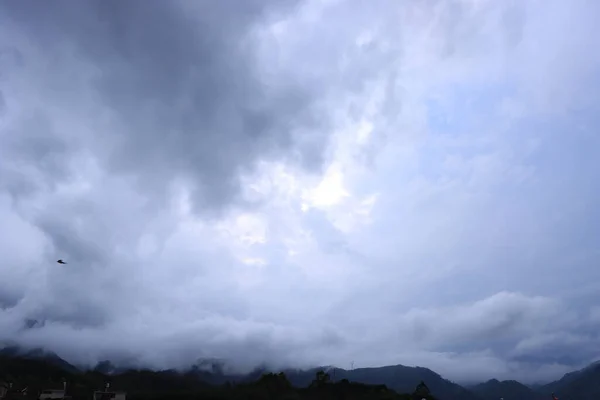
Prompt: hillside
<box><xmin>539</xmin><ymin>361</ymin><xmax>600</xmax><ymax>400</ymax></box>
<box><xmin>280</xmin><ymin>365</ymin><xmax>480</xmax><ymax>400</ymax></box>
<box><xmin>0</xmin><ymin>350</ymin><xmax>435</xmax><ymax>400</ymax></box>
<box><xmin>4</xmin><ymin>344</ymin><xmax>599</xmax><ymax>400</ymax></box>
<box><xmin>466</xmin><ymin>360</ymin><xmax>600</xmax><ymax>400</ymax></box>
<box><xmin>0</xmin><ymin>344</ymin><xmax>483</xmax><ymax>400</ymax></box>
<box><xmin>0</xmin><ymin>346</ymin><xmax>79</xmax><ymax>373</ymax></box>
<box><xmin>0</xmin><ymin>347</ymin><xmax>466</xmax><ymax>399</ymax></box>
<box><xmin>470</xmin><ymin>379</ymin><xmax>544</xmax><ymax>400</ymax></box>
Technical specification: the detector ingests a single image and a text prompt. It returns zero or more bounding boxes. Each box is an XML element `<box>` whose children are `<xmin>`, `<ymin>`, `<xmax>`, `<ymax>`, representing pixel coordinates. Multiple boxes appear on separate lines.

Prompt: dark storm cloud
<box><xmin>0</xmin><ymin>0</ymin><xmax>327</xmax><ymax>213</ymax></box>
<box><xmin>1</xmin><ymin>112</ymin><xmax>72</xmax><ymax>198</ymax></box>
<box><xmin>0</xmin><ymin>0</ymin><xmax>331</xmax><ymax>341</ymax></box>
<box><xmin>0</xmin><ymin>291</ymin><xmax>20</xmax><ymax>310</ymax></box>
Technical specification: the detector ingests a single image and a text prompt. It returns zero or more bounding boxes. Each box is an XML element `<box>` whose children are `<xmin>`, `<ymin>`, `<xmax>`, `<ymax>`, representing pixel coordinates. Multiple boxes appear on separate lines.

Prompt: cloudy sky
<box><xmin>1</xmin><ymin>0</ymin><xmax>600</xmax><ymax>384</ymax></box>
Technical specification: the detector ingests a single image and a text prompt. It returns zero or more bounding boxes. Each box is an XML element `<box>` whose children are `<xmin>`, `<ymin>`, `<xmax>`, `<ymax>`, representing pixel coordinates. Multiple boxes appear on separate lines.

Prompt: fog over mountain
<box><xmin>1</xmin><ymin>0</ymin><xmax>600</xmax><ymax>384</ymax></box>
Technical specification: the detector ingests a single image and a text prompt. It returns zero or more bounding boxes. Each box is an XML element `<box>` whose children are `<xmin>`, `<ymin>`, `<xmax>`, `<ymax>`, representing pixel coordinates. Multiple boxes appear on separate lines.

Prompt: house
<box><xmin>92</xmin><ymin>392</ymin><xmax>126</xmax><ymax>400</ymax></box>
<box><xmin>0</xmin><ymin>381</ymin><xmax>21</xmax><ymax>399</ymax></box>
<box><xmin>37</xmin><ymin>390</ymin><xmax>66</xmax><ymax>400</ymax></box>
<box><xmin>92</xmin><ymin>384</ymin><xmax>125</xmax><ymax>400</ymax></box>
<box><xmin>1</xmin><ymin>382</ymin><xmax>29</xmax><ymax>399</ymax></box>
<box><xmin>38</xmin><ymin>381</ymin><xmax>69</xmax><ymax>400</ymax></box>
<box><xmin>0</xmin><ymin>382</ymin><xmax>8</xmax><ymax>399</ymax></box>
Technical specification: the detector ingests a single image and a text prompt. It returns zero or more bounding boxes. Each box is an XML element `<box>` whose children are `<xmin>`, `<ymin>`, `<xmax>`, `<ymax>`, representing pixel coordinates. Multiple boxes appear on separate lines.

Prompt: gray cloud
<box><xmin>0</xmin><ymin>0</ymin><xmax>327</xmax><ymax>213</ymax></box>
<box><xmin>0</xmin><ymin>0</ymin><xmax>600</xmax><ymax>386</ymax></box>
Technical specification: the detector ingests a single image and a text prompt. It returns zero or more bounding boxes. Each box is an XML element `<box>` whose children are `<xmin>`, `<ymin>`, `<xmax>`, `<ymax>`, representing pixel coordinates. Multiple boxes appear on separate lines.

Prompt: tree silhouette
<box><xmin>310</xmin><ymin>370</ymin><xmax>331</xmax><ymax>388</ymax></box>
<box><xmin>413</xmin><ymin>381</ymin><xmax>434</xmax><ymax>400</ymax></box>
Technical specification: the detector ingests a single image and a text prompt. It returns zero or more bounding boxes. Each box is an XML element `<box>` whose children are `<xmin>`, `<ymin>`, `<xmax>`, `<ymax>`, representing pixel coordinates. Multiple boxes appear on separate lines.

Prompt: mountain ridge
<box><xmin>1</xmin><ymin>344</ymin><xmax>599</xmax><ymax>400</ymax></box>
<box><xmin>539</xmin><ymin>361</ymin><xmax>600</xmax><ymax>400</ymax></box>
<box><xmin>469</xmin><ymin>378</ymin><xmax>545</xmax><ymax>400</ymax></box>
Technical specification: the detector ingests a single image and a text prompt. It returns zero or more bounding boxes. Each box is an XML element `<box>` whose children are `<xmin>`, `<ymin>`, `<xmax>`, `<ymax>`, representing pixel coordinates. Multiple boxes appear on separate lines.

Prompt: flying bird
<box><xmin>57</xmin><ymin>259</ymin><xmax>67</xmax><ymax>264</ymax></box>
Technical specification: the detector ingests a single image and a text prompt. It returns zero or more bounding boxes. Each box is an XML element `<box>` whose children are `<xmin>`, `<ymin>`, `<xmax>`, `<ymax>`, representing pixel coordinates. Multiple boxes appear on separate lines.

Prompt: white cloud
<box><xmin>303</xmin><ymin>163</ymin><xmax>350</xmax><ymax>209</ymax></box>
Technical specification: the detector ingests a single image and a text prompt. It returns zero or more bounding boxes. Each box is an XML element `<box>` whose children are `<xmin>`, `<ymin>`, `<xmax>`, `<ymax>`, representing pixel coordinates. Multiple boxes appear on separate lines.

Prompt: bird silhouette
<box><xmin>57</xmin><ymin>259</ymin><xmax>67</xmax><ymax>264</ymax></box>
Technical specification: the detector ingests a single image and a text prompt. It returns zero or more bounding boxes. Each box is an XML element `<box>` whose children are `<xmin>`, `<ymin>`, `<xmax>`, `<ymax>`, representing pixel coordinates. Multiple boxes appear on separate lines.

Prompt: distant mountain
<box><xmin>178</xmin><ymin>361</ymin><xmax>482</xmax><ymax>400</ymax></box>
<box><xmin>0</xmin><ymin>349</ymin><xmax>427</xmax><ymax>400</ymax></box>
<box><xmin>0</xmin><ymin>345</ymin><xmax>79</xmax><ymax>374</ymax></box>
<box><xmin>91</xmin><ymin>360</ymin><xmax>134</xmax><ymax>376</ymax></box>
<box><xmin>0</xmin><ymin>346</ymin><xmax>476</xmax><ymax>399</ymax></box>
<box><xmin>470</xmin><ymin>378</ymin><xmax>544</xmax><ymax>400</ymax></box>
<box><xmin>539</xmin><ymin>360</ymin><xmax>600</xmax><ymax>400</ymax></box>
<box><xmin>466</xmin><ymin>361</ymin><xmax>600</xmax><ymax>400</ymax></box>
<box><xmin>3</xmin><ymin>343</ymin><xmax>599</xmax><ymax>400</ymax></box>
<box><xmin>279</xmin><ymin>365</ymin><xmax>481</xmax><ymax>400</ymax></box>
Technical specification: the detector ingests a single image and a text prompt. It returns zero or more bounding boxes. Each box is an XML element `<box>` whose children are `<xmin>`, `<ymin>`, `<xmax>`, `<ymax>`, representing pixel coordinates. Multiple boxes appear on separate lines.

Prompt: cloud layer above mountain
<box><xmin>1</xmin><ymin>0</ymin><xmax>600</xmax><ymax>384</ymax></box>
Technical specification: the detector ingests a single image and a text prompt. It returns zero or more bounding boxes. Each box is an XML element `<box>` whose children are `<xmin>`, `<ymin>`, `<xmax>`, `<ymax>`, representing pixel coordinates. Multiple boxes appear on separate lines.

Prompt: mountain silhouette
<box><xmin>1</xmin><ymin>344</ymin><xmax>599</xmax><ymax>400</ymax></box>
<box><xmin>538</xmin><ymin>361</ymin><xmax>600</xmax><ymax>400</ymax></box>
<box><xmin>470</xmin><ymin>378</ymin><xmax>545</xmax><ymax>400</ymax></box>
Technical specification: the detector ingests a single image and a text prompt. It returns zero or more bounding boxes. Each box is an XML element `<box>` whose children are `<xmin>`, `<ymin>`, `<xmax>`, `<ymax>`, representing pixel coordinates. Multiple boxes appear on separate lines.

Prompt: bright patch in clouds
<box><xmin>303</xmin><ymin>164</ymin><xmax>349</xmax><ymax>209</ymax></box>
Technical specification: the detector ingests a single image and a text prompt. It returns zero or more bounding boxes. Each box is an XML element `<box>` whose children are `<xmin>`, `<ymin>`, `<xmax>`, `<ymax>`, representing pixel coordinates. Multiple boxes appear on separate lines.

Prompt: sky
<box><xmin>1</xmin><ymin>0</ymin><xmax>600</xmax><ymax>385</ymax></box>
